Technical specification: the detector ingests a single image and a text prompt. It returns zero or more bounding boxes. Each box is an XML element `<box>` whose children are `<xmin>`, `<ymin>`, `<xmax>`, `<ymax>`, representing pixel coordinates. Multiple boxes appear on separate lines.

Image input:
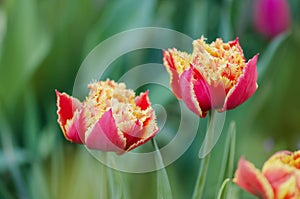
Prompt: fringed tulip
<box><xmin>253</xmin><ymin>0</ymin><xmax>291</xmax><ymax>38</ymax></box>
<box><xmin>163</xmin><ymin>36</ymin><xmax>258</xmax><ymax>117</ymax></box>
<box><xmin>234</xmin><ymin>151</ymin><xmax>300</xmax><ymax>199</ymax></box>
<box><xmin>56</xmin><ymin>79</ymin><xmax>159</xmax><ymax>154</ymax></box>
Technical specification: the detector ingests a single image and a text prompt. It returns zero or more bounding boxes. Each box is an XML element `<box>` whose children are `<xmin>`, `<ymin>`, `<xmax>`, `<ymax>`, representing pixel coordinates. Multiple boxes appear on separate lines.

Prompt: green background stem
<box><xmin>192</xmin><ymin>110</ymin><xmax>216</xmax><ymax>199</ymax></box>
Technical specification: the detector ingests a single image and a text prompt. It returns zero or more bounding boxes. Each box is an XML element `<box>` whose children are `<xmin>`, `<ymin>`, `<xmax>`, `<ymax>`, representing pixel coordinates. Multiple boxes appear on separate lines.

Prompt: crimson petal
<box><xmin>56</xmin><ymin>90</ymin><xmax>83</xmax><ymax>144</ymax></box>
<box><xmin>163</xmin><ymin>50</ymin><xmax>182</xmax><ymax>99</ymax></box>
<box><xmin>223</xmin><ymin>54</ymin><xmax>258</xmax><ymax>110</ymax></box>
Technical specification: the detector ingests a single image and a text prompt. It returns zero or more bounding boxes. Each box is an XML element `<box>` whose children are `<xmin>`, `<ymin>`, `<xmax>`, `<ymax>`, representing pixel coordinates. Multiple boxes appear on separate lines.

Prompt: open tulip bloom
<box><xmin>163</xmin><ymin>36</ymin><xmax>258</xmax><ymax>117</ymax></box>
<box><xmin>234</xmin><ymin>150</ymin><xmax>300</xmax><ymax>199</ymax></box>
<box><xmin>56</xmin><ymin>79</ymin><xmax>159</xmax><ymax>154</ymax></box>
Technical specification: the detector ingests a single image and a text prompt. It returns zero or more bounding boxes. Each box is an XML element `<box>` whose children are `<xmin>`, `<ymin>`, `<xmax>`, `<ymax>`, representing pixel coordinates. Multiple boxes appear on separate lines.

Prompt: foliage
<box><xmin>0</xmin><ymin>0</ymin><xmax>300</xmax><ymax>198</ymax></box>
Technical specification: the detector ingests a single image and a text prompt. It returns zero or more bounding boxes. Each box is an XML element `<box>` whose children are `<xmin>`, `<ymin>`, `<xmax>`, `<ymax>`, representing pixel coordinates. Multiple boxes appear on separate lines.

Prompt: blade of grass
<box><xmin>29</xmin><ymin>164</ymin><xmax>50</xmax><ymax>199</ymax></box>
<box><xmin>217</xmin><ymin>178</ymin><xmax>230</xmax><ymax>199</ymax></box>
<box><xmin>219</xmin><ymin>0</ymin><xmax>234</xmax><ymax>40</ymax></box>
<box><xmin>107</xmin><ymin>157</ymin><xmax>129</xmax><ymax>199</ymax></box>
<box><xmin>217</xmin><ymin>121</ymin><xmax>236</xmax><ymax>198</ymax></box>
<box><xmin>0</xmin><ymin>0</ymin><xmax>50</xmax><ymax>109</ymax></box>
<box><xmin>24</xmin><ymin>86</ymin><xmax>39</xmax><ymax>157</ymax></box>
<box><xmin>0</xmin><ymin>108</ymin><xmax>28</xmax><ymax>199</ymax></box>
<box><xmin>84</xmin><ymin>0</ymin><xmax>156</xmax><ymax>54</ymax></box>
<box><xmin>152</xmin><ymin>138</ymin><xmax>172</xmax><ymax>199</ymax></box>
<box><xmin>257</xmin><ymin>31</ymin><xmax>290</xmax><ymax>83</ymax></box>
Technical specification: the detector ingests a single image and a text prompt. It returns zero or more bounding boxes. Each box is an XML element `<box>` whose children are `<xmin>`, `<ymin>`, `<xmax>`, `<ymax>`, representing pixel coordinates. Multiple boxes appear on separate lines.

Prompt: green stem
<box><xmin>192</xmin><ymin>110</ymin><xmax>216</xmax><ymax>199</ymax></box>
<box><xmin>100</xmin><ymin>153</ymin><xmax>108</xmax><ymax>199</ymax></box>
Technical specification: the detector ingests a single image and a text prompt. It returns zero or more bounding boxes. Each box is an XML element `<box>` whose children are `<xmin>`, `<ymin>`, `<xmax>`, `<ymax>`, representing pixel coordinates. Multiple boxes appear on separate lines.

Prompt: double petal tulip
<box><xmin>56</xmin><ymin>79</ymin><xmax>159</xmax><ymax>154</ymax></box>
<box><xmin>163</xmin><ymin>36</ymin><xmax>258</xmax><ymax>117</ymax></box>
<box><xmin>234</xmin><ymin>151</ymin><xmax>300</xmax><ymax>199</ymax></box>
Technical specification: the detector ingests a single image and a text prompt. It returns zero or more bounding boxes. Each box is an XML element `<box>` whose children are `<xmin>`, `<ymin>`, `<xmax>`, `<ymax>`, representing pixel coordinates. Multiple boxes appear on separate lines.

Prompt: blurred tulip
<box><xmin>56</xmin><ymin>79</ymin><xmax>159</xmax><ymax>154</ymax></box>
<box><xmin>234</xmin><ymin>151</ymin><xmax>300</xmax><ymax>199</ymax></box>
<box><xmin>253</xmin><ymin>0</ymin><xmax>291</xmax><ymax>38</ymax></box>
<box><xmin>163</xmin><ymin>37</ymin><xmax>258</xmax><ymax>118</ymax></box>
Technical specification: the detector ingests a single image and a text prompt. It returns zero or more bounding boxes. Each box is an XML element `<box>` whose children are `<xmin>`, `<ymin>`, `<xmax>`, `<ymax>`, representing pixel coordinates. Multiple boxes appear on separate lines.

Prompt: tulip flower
<box><xmin>253</xmin><ymin>0</ymin><xmax>291</xmax><ymax>38</ymax></box>
<box><xmin>234</xmin><ymin>151</ymin><xmax>300</xmax><ymax>199</ymax></box>
<box><xmin>163</xmin><ymin>36</ymin><xmax>258</xmax><ymax>118</ymax></box>
<box><xmin>56</xmin><ymin>79</ymin><xmax>159</xmax><ymax>154</ymax></box>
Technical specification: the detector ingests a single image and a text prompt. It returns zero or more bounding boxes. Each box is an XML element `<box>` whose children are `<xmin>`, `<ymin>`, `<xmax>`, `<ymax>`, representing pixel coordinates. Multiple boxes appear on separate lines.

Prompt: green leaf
<box><xmin>217</xmin><ymin>178</ymin><xmax>230</xmax><ymax>199</ymax></box>
<box><xmin>0</xmin><ymin>108</ymin><xmax>29</xmax><ymax>198</ymax></box>
<box><xmin>217</xmin><ymin>121</ymin><xmax>236</xmax><ymax>198</ymax></box>
<box><xmin>23</xmin><ymin>86</ymin><xmax>39</xmax><ymax>155</ymax></box>
<box><xmin>185</xmin><ymin>0</ymin><xmax>208</xmax><ymax>38</ymax></box>
<box><xmin>0</xmin><ymin>0</ymin><xmax>51</xmax><ymax>109</ymax></box>
<box><xmin>219</xmin><ymin>0</ymin><xmax>234</xmax><ymax>40</ymax></box>
<box><xmin>257</xmin><ymin>31</ymin><xmax>290</xmax><ymax>83</ymax></box>
<box><xmin>0</xmin><ymin>180</ymin><xmax>14</xmax><ymax>199</ymax></box>
<box><xmin>84</xmin><ymin>0</ymin><xmax>157</xmax><ymax>54</ymax></box>
<box><xmin>29</xmin><ymin>164</ymin><xmax>50</xmax><ymax>199</ymax></box>
<box><xmin>152</xmin><ymin>138</ymin><xmax>172</xmax><ymax>199</ymax></box>
<box><xmin>37</xmin><ymin>125</ymin><xmax>56</xmax><ymax>160</ymax></box>
<box><xmin>107</xmin><ymin>165</ymin><xmax>129</xmax><ymax>199</ymax></box>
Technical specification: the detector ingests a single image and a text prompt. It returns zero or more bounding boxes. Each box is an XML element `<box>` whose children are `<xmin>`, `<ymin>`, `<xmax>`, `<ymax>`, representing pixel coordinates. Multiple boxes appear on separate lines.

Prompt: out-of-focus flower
<box><xmin>253</xmin><ymin>0</ymin><xmax>291</xmax><ymax>38</ymax></box>
<box><xmin>163</xmin><ymin>36</ymin><xmax>258</xmax><ymax>118</ymax></box>
<box><xmin>234</xmin><ymin>151</ymin><xmax>300</xmax><ymax>199</ymax></box>
<box><xmin>56</xmin><ymin>79</ymin><xmax>159</xmax><ymax>154</ymax></box>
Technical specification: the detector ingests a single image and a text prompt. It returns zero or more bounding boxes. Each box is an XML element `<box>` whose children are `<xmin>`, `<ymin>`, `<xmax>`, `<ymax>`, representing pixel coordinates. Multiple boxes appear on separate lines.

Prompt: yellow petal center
<box><xmin>192</xmin><ymin>37</ymin><xmax>246</xmax><ymax>91</ymax></box>
<box><xmin>280</xmin><ymin>151</ymin><xmax>300</xmax><ymax>169</ymax></box>
<box><xmin>83</xmin><ymin>79</ymin><xmax>152</xmax><ymax>133</ymax></box>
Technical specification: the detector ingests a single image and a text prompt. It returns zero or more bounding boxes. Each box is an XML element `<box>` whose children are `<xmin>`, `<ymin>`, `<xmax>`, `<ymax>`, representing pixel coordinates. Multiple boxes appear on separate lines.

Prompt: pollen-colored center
<box><xmin>83</xmin><ymin>79</ymin><xmax>152</xmax><ymax>133</ymax></box>
<box><xmin>168</xmin><ymin>49</ymin><xmax>192</xmax><ymax>75</ymax></box>
<box><xmin>192</xmin><ymin>37</ymin><xmax>246</xmax><ymax>92</ymax></box>
<box><xmin>280</xmin><ymin>151</ymin><xmax>300</xmax><ymax>169</ymax></box>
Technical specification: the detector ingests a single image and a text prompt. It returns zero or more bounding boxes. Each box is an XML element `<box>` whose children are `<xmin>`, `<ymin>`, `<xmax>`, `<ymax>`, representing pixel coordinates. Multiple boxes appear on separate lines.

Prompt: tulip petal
<box><xmin>135</xmin><ymin>90</ymin><xmax>151</xmax><ymax>110</ymax></box>
<box><xmin>263</xmin><ymin>162</ymin><xmax>299</xmax><ymax>199</ymax></box>
<box><xmin>233</xmin><ymin>157</ymin><xmax>274</xmax><ymax>199</ymax></box>
<box><xmin>229</xmin><ymin>37</ymin><xmax>243</xmax><ymax>53</ymax></box>
<box><xmin>179</xmin><ymin>67</ymin><xmax>207</xmax><ymax>117</ymax></box>
<box><xmin>223</xmin><ymin>54</ymin><xmax>258</xmax><ymax>110</ymax></box>
<box><xmin>85</xmin><ymin>109</ymin><xmax>126</xmax><ymax>153</ymax></box>
<box><xmin>122</xmin><ymin>112</ymin><xmax>159</xmax><ymax>151</ymax></box>
<box><xmin>63</xmin><ymin>110</ymin><xmax>86</xmax><ymax>144</ymax></box>
<box><xmin>56</xmin><ymin>90</ymin><xmax>83</xmax><ymax>144</ymax></box>
<box><xmin>126</xmin><ymin>127</ymin><xmax>160</xmax><ymax>152</ymax></box>
<box><xmin>163</xmin><ymin>50</ymin><xmax>182</xmax><ymax>99</ymax></box>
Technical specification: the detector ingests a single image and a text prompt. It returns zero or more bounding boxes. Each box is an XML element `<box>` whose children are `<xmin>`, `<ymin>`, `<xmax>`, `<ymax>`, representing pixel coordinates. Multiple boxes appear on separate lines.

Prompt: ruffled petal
<box><xmin>56</xmin><ymin>90</ymin><xmax>83</xmax><ymax>144</ymax></box>
<box><xmin>179</xmin><ymin>67</ymin><xmax>207</xmax><ymax>117</ymax></box>
<box><xmin>85</xmin><ymin>109</ymin><xmax>126</xmax><ymax>153</ymax></box>
<box><xmin>223</xmin><ymin>54</ymin><xmax>258</xmax><ymax>111</ymax></box>
<box><xmin>63</xmin><ymin>109</ymin><xmax>86</xmax><ymax>144</ymax></box>
<box><xmin>135</xmin><ymin>90</ymin><xmax>150</xmax><ymax>110</ymax></box>
<box><xmin>121</xmin><ymin>111</ymin><xmax>159</xmax><ymax>151</ymax></box>
<box><xmin>263</xmin><ymin>161</ymin><xmax>300</xmax><ymax>199</ymax></box>
<box><xmin>163</xmin><ymin>50</ymin><xmax>183</xmax><ymax>99</ymax></box>
<box><xmin>126</xmin><ymin>127</ymin><xmax>159</xmax><ymax>152</ymax></box>
<box><xmin>120</xmin><ymin>120</ymin><xmax>143</xmax><ymax>149</ymax></box>
<box><xmin>229</xmin><ymin>37</ymin><xmax>243</xmax><ymax>53</ymax></box>
<box><xmin>233</xmin><ymin>157</ymin><xmax>274</xmax><ymax>199</ymax></box>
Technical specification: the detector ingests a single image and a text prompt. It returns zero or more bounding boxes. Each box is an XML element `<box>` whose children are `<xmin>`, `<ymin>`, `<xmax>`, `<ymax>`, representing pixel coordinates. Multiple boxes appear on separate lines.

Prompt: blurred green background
<box><xmin>0</xmin><ymin>0</ymin><xmax>300</xmax><ymax>198</ymax></box>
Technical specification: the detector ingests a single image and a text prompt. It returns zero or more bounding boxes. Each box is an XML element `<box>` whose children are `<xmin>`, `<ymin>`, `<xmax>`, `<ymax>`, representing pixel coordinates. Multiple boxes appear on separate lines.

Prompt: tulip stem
<box><xmin>192</xmin><ymin>110</ymin><xmax>217</xmax><ymax>199</ymax></box>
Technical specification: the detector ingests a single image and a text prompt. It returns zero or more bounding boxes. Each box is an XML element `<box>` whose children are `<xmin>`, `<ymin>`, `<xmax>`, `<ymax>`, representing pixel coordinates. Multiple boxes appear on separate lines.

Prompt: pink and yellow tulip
<box><xmin>56</xmin><ymin>79</ymin><xmax>159</xmax><ymax>154</ymax></box>
<box><xmin>234</xmin><ymin>151</ymin><xmax>300</xmax><ymax>199</ymax></box>
<box><xmin>163</xmin><ymin>36</ymin><xmax>258</xmax><ymax>117</ymax></box>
